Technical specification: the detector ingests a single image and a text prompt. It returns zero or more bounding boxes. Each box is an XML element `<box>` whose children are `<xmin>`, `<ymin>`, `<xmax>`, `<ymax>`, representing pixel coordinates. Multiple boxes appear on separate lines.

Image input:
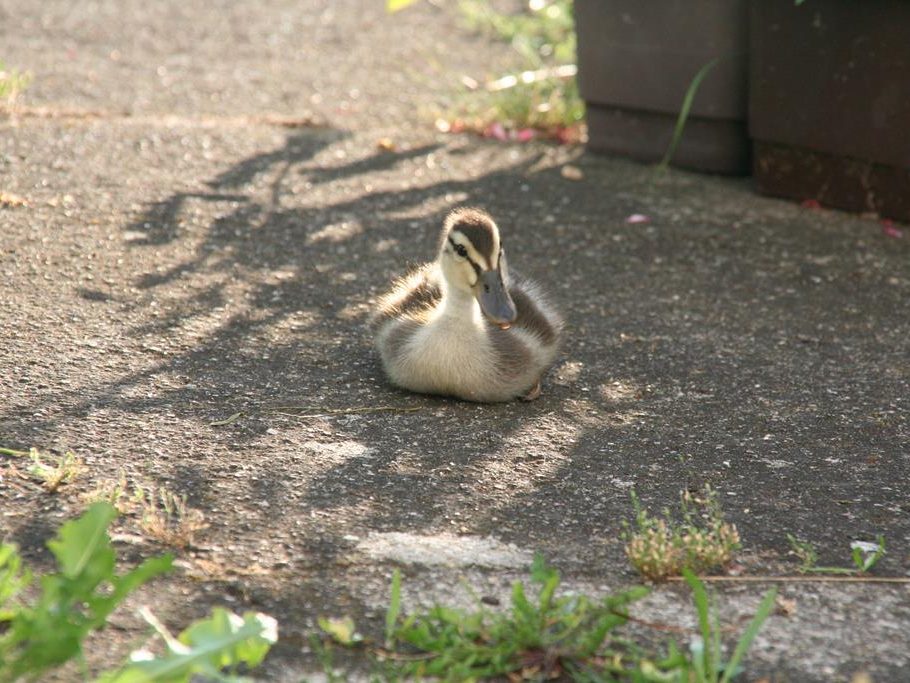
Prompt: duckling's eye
<box><xmin>454</xmin><ymin>243</ymin><xmax>468</xmax><ymax>258</ymax></box>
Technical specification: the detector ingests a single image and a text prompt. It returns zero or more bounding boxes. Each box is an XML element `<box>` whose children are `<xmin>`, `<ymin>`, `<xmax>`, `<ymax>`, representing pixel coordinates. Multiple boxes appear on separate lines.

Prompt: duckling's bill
<box><xmin>476</xmin><ymin>269</ymin><xmax>517</xmax><ymax>327</ymax></box>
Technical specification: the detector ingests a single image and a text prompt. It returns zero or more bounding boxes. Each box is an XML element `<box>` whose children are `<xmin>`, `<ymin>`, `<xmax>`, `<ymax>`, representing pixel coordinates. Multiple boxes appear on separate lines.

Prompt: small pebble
<box><xmin>560</xmin><ymin>164</ymin><xmax>583</xmax><ymax>180</ymax></box>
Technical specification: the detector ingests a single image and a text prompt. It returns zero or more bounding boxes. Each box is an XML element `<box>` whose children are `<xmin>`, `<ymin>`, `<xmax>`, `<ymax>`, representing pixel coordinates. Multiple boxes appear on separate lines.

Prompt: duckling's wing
<box><xmin>508</xmin><ymin>273</ymin><xmax>563</xmax><ymax>346</ymax></box>
<box><xmin>374</xmin><ymin>263</ymin><xmax>443</xmax><ymax>323</ymax></box>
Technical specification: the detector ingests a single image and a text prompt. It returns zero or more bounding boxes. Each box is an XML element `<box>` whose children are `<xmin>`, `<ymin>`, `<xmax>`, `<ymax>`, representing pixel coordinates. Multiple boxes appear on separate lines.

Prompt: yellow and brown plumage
<box><xmin>373</xmin><ymin>207</ymin><xmax>563</xmax><ymax>402</ymax></box>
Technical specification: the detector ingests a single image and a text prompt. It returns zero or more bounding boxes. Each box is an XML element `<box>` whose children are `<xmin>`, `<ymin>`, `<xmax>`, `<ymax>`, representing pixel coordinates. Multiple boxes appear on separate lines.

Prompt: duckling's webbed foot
<box><xmin>520</xmin><ymin>380</ymin><xmax>542</xmax><ymax>401</ymax></box>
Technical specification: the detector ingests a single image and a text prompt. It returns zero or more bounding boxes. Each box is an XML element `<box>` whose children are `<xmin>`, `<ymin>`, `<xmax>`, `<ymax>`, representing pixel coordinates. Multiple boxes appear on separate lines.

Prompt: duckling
<box><xmin>374</xmin><ymin>207</ymin><xmax>563</xmax><ymax>402</ymax></box>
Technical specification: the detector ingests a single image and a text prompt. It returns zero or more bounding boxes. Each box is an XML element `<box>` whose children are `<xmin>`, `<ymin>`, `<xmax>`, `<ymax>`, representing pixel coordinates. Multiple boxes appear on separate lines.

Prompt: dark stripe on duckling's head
<box><xmin>447</xmin><ymin>236</ymin><xmax>483</xmax><ymax>278</ymax></box>
<box><xmin>442</xmin><ymin>207</ymin><xmax>499</xmax><ymax>268</ymax></box>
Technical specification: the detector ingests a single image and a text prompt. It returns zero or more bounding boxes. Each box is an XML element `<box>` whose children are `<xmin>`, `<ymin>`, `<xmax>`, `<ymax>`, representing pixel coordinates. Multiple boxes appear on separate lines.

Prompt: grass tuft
<box><xmin>135</xmin><ymin>485</ymin><xmax>208</xmax><ymax>549</ymax></box>
<box><xmin>625</xmin><ymin>487</ymin><xmax>741</xmax><ymax>581</ymax></box>
<box><xmin>82</xmin><ymin>473</ymin><xmax>209</xmax><ymax>549</ymax></box>
<box><xmin>0</xmin><ymin>60</ymin><xmax>31</xmax><ymax>110</ymax></box>
<box><xmin>26</xmin><ymin>449</ymin><xmax>84</xmax><ymax>493</ymax></box>
<box><xmin>81</xmin><ymin>470</ymin><xmax>132</xmax><ymax>513</ymax></box>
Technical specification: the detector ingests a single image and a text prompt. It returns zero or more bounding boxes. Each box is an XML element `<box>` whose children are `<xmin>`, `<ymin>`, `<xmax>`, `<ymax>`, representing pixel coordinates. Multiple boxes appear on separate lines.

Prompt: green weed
<box><xmin>787</xmin><ymin>534</ymin><xmax>885</xmax><ymax>575</ymax></box>
<box><xmin>316</xmin><ymin>557</ymin><xmax>654</xmax><ymax>681</ymax></box>
<box><xmin>624</xmin><ymin>488</ymin><xmax>741</xmax><ymax>581</ymax></box>
<box><xmin>786</xmin><ymin>534</ymin><xmax>818</xmax><ymax>573</ymax></box>
<box><xmin>317</xmin><ymin>558</ymin><xmax>775</xmax><ymax>681</ymax></box>
<box><xmin>0</xmin><ymin>61</ymin><xmax>30</xmax><ymax>109</ymax></box>
<box><xmin>0</xmin><ymin>503</ymin><xmax>276</xmax><ymax>682</ymax></box>
<box><xmin>383</xmin><ymin>556</ymin><xmax>651</xmax><ymax>680</ymax></box>
<box><xmin>0</xmin><ymin>447</ymin><xmax>83</xmax><ymax>493</ymax></box>
<box><xmin>0</xmin><ymin>503</ymin><xmax>173</xmax><ymax>681</ymax></box>
<box><xmin>98</xmin><ymin>606</ymin><xmax>277</xmax><ymax>683</ymax></box>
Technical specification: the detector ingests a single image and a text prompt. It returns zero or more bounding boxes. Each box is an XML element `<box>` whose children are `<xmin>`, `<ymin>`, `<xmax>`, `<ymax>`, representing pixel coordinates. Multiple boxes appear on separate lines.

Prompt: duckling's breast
<box><xmin>378</xmin><ymin>314</ymin><xmax>553</xmax><ymax>402</ymax></box>
<box><xmin>378</xmin><ymin>308</ymin><xmax>491</xmax><ymax>397</ymax></box>
<box><xmin>374</xmin><ymin>271</ymin><xmax>563</xmax><ymax>402</ymax></box>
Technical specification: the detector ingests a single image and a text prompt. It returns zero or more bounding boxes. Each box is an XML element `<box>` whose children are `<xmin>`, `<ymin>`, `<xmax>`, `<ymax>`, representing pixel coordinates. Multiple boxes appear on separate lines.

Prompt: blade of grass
<box><xmin>657</xmin><ymin>58</ymin><xmax>719</xmax><ymax>171</ymax></box>
<box><xmin>718</xmin><ymin>587</ymin><xmax>777</xmax><ymax>683</ymax></box>
<box><xmin>711</xmin><ymin>599</ymin><xmax>723</xmax><ymax>681</ymax></box>
<box><xmin>385</xmin><ymin>569</ymin><xmax>402</xmax><ymax>648</ymax></box>
<box><xmin>209</xmin><ymin>412</ymin><xmax>242</xmax><ymax>427</ymax></box>
<box><xmin>684</xmin><ymin>568</ymin><xmax>716</xmax><ymax>681</ymax></box>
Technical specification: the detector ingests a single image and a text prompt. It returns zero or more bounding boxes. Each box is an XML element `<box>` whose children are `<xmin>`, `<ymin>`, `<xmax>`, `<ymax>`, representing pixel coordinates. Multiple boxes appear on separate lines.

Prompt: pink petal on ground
<box><xmin>881</xmin><ymin>220</ymin><xmax>904</xmax><ymax>239</ymax></box>
<box><xmin>515</xmin><ymin>128</ymin><xmax>535</xmax><ymax>142</ymax></box>
<box><xmin>625</xmin><ymin>213</ymin><xmax>651</xmax><ymax>225</ymax></box>
<box><xmin>485</xmin><ymin>122</ymin><xmax>508</xmax><ymax>141</ymax></box>
<box><xmin>800</xmin><ymin>199</ymin><xmax>822</xmax><ymax>209</ymax></box>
